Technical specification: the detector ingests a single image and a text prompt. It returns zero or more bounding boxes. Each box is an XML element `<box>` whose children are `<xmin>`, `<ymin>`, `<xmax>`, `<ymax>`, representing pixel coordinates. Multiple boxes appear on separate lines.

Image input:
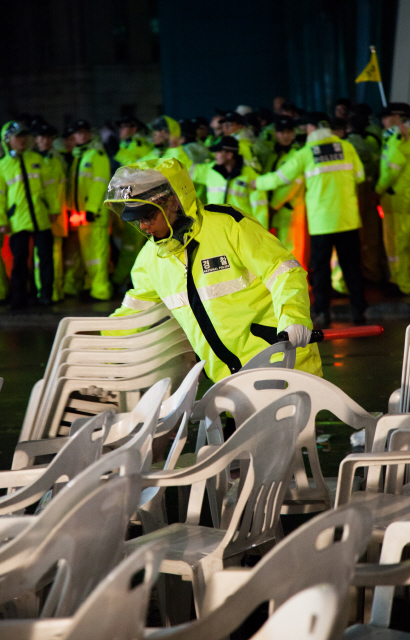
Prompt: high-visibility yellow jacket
<box><xmin>190</xmin><ymin>160</ymin><xmax>269</xmax><ymax>228</ymax></box>
<box><xmin>256</xmin><ymin>129</ymin><xmax>365</xmax><ymax>235</ymax></box>
<box><xmin>106</xmin><ymin>157</ymin><xmax>322</xmax><ymax>382</ymax></box>
<box><xmin>41</xmin><ymin>149</ymin><xmax>68</xmax><ymax>237</ymax></box>
<box><xmin>376</xmin><ymin>132</ymin><xmax>407</xmax><ymax>196</ymax></box>
<box><xmin>0</xmin><ymin>150</ymin><xmax>60</xmax><ymax>234</ymax></box>
<box><xmin>69</xmin><ymin>142</ymin><xmax>111</xmax><ymax>226</ymax></box>
<box><xmin>114</xmin><ymin>136</ymin><xmax>153</xmax><ymax>166</ymax></box>
<box><xmin>139</xmin><ymin>145</ymin><xmax>192</xmax><ymax>169</ymax></box>
<box><xmin>232</xmin><ymin>130</ymin><xmax>261</xmax><ymax>172</ymax></box>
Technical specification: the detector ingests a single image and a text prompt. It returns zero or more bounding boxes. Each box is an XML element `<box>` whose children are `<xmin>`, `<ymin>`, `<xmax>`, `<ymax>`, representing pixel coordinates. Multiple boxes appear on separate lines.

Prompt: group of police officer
<box><xmin>0</xmin><ymin>98</ymin><xmax>409</xmax><ymax>329</ymax></box>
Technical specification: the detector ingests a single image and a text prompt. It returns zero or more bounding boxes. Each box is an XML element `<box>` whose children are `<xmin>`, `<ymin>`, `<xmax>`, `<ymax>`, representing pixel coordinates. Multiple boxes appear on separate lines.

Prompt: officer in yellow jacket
<box><xmin>114</xmin><ymin>116</ymin><xmax>153</xmax><ymax>166</ymax></box>
<box><xmin>190</xmin><ymin>136</ymin><xmax>269</xmax><ymax>228</ymax></box>
<box><xmin>0</xmin><ymin>121</ymin><xmax>60</xmax><ymax>310</ymax></box>
<box><xmin>104</xmin><ymin>157</ymin><xmax>322</xmax><ymax>383</ymax></box>
<box><xmin>66</xmin><ymin>119</ymin><xmax>112</xmax><ymax>300</ymax></box>
<box><xmin>254</xmin><ymin>112</ymin><xmax>366</xmax><ymax>328</ymax></box>
<box><xmin>140</xmin><ymin>116</ymin><xmax>192</xmax><ymax>168</ymax></box>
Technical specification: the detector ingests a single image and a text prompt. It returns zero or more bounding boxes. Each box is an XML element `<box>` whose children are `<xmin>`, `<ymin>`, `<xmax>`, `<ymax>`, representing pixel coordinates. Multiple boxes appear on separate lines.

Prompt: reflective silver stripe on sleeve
<box><xmin>305</xmin><ymin>163</ymin><xmax>354</xmax><ymax>178</ymax></box>
<box><xmin>162</xmin><ymin>292</ymin><xmax>189</xmax><ymax>309</ymax></box>
<box><xmin>27</xmin><ymin>172</ymin><xmax>40</xmax><ymax>179</ymax></box>
<box><xmin>295</xmin><ymin>177</ymin><xmax>303</xmax><ymax>184</ymax></box>
<box><xmin>43</xmin><ymin>178</ymin><xmax>56</xmax><ymax>186</ymax></box>
<box><xmin>228</xmin><ymin>188</ymin><xmax>247</xmax><ymax>198</ymax></box>
<box><xmin>0</xmin><ymin>189</ymin><xmax>5</xmax><ymax>195</ymax></box>
<box><xmin>84</xmin><ymin>258</ymin><xmax>100</xmax><ymax>266</ymax></box>
<box><xmin>207</xmin><ymin>186</ymin><xmax>227</xmax><ymax>193</ymax></box>
<box><xmin>93</xmin><ymin>176</ymin><xmax>108</xmax><ymax>184</ymax></box>
<box><xmin>277</xmin><ymin>169</ymin><xmax>291</xmax><ymax>185</ymax></box>
<box><xmin>251</xmin><ymin>199</ymin><xmax>268</xmax><ymax>207</ymax></box>
<box><xmin>266</xmin><ymin>259</ymin><xmax>302</xmax><ymax>290</ymax></box>
<box><xmin>355</xmin><ymin>170</ymin><xmax>365</xmax><ymax>179</ymax></box>
<box><xmin>6</xmin><ymin>175</ymin><xmax>23</xmax><ymax>186</ymax></box>
<box><xmin>79</xmin><ymin>171</ymin><xmax>93</xmax><ymax>178</ymax></box>
<box><xmin>198</xmin><ymin>272</ymin><xmax>256</xmax><ymax>301</ymax></box>
<box><xmin>387</xmin><ymin>161</ymin><xmax>402</xmax><ymax>171</ymax></box>
<box><xmin>122</xmin><ymin>295</ymin><xmax>157</xmax><ymax>311</ymax></box>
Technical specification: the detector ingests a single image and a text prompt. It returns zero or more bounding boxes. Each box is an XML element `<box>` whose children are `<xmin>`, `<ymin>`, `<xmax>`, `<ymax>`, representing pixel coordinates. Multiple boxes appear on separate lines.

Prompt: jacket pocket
<box><xmin>250</xmin><ymin>323</ymin><xmax>278</xmax><ymax>345</ymax></box>
<box><xmin>7</xmin><ymin>204</ymin><xmax>16</xmax><ymax>218</ymax></box>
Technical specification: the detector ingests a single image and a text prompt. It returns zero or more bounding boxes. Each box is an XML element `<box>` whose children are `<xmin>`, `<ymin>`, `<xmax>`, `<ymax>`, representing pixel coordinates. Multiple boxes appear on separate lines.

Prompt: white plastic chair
<box><xmin>388</xmin><ymin>324</ymin><xmax>410</xmax><ymax>413</ymax></box>
<box><xmin>125</xmin><ymin>391</ymin><xmax>311</xmax><ymax>616</ymax></box>
<box><xmin>192</xmin><ymin>367</ymin><xmax>380</xmax><ymax>514</ymax></box>
<box><xmin>241</xmin><ymin>341</ymin><xmax>297</xmax><ymax>370</ymax></box>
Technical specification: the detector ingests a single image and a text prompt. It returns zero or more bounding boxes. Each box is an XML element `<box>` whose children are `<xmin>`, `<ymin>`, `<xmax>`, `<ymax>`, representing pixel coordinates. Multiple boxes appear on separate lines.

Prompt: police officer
<box><xmin>0</xmin><ymin>121</ymin><xmax>60</xmax><ymax>309</ymax></box>
<box><xmin>33</xmin><ymin>122</ymin><xmax>67</xmax><ymax>302</ymax></box>
<box><xmin>140</xmin><ymin>116</ymin><xmax>192</xmax><ymax>168</ymax></box>
<box><xmin>114</xmin><ymin>116</ymin><xmax>152</xmax><ymax>166</ymax></box>
<box><xmin>254</xmin><ymin>112</ymin><xmax>366</xmax><ymax>327</ymax></box>
<box><xmin>205</xmin><ymin>113</ymin><xmax>224</xmax><ymax>148</ymax></box>
<box><xmin>104</xmin><ymin>157</ymin><xmax>322</xmax><ymax>383</ymax></box>
<box><xmin>191</xmin><ymin>136</ymin><xmax>268</xmax><ymax>228</ymax></box>
<box><xmin>220</xmin><ymin>112</ymin><xmax>261</xmax><ymax>171</ymax></box>
<box><xmin>65</xmin><ymin>119</ymin><xmax>112</xmax><ymax>301</ymax></box>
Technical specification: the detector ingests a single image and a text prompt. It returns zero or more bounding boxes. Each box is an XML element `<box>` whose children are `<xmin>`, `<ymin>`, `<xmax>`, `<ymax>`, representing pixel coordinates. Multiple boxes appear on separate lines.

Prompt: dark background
<box><xmin>0</xmin><ymin>0</ymin><xmax>398</xmax><ymax>127</ymax></box>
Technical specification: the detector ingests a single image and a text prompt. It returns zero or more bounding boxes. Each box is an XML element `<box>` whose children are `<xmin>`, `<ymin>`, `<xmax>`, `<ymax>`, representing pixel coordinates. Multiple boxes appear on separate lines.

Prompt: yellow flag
<box><xmin>355</xmin><ymin>50</ymin><xmax>382</xmax><ymax>83</ymax></box>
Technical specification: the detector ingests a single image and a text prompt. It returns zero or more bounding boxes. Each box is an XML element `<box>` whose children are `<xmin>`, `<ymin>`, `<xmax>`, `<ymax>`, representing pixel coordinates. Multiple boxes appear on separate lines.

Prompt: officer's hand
<box><xmin>0</xmin><ymin>225</ymin><xmax>11</xmax><ymax>234</ymax></box>
<box><xmin>250</xmin><ymin>179</ymin><xmax>257</xmax><ymax>190</ymax></box>
<box><xmin>285</xmin><ymin>324</ymin><xmax>312</xmax><ymax>348</ymax></box>
<box><xmin>49</xmin><ymin>214</ymin><xmax>59</xmax><ymax>224</ymax></box>
<box><xmin>86</xmin><ymin>211</ymin><xmax>95</xmax><ymax>223</ymax></box>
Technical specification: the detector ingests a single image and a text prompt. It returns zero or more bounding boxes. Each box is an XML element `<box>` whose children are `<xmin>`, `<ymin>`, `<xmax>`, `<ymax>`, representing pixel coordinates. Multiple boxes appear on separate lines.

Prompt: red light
<box><xmin>377</xmin><ymin>205</ymin><xmax>384</xmax><ymax>219</ymax></box>
<box><xmin>334</xmin><ymin>362</ymin><xmax>343</xmax><ymax>367</ymax></box>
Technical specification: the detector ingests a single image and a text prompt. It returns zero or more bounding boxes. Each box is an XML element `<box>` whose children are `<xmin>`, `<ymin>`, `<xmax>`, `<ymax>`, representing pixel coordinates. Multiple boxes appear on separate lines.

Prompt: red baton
<box><xmin>277</xmin><ymin>325</ymin><xmax>384</xmax><ymax>343</ymax></box>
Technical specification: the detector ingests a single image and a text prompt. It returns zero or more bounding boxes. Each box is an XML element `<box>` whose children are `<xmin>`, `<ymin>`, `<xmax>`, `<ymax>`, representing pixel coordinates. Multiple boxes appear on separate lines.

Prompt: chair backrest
<box><xmin>147</xmin><ymin>505</ymin><xmax>372</xmax><ymax>640</ymax></box>
<box><xmin>64</xmin><ymin>541</ymin><xmax>166</xmax><ymax>640</ymax></box>
<box><xmin>192</xmin><ymin>368</ymin><xmax>378</xmax><ymax>506</ymax></box>
<box><xmin>400</xmin><ymin>324</ymin><xmax>410</xmax><ymax>412</ymax></box>
<box><xmin>0</xmin><ymin>472</ymin><xmax>140</xmax><ymax>619</ymax></box>
<box><xmin>0</xmin><ymin>410</ymin><xmax>111</xmax><ymax>515</ymax></box>
<box><xmin>366</xmin><ymin>414</ymin><xmax>410</xmax><ymax>491</ymax></box>
<box><xmin>156</xmin><ymin>360</ymin><xmax>205</xmax><ymax>437</ymax></box>
<box><xmin>241</xmin><ymin>342</ymin><xmax>296</xmax><ymax>371</ymax></box>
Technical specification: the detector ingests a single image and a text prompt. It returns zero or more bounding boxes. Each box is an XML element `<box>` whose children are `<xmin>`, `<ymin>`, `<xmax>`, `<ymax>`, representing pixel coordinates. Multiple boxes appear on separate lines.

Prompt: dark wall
<box><xmin>158</xmin><ymin>0</ymin><xmax>398</xmax><ymax>119</ymax></box>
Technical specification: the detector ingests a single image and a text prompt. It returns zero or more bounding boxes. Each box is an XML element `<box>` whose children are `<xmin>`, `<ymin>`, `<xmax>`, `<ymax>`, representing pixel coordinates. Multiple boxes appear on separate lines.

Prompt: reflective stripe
<box><xmin>388</xmin><ymin>256</ymin><xmax>399</xmax><ymax>263</ymax></box>
<box><xmin>163</xmin><ymin>292</ymin><xmax>189</xmax><ymax>309</ymax></box>
<box><xmin>93</xmin><ymin>176</ymin><xmax>108</xmax><ymax>184</ymax></box>
<box><xmin>227</xmin><ymin>188</ymin><xmax>247</xmax><ymax>198</ymax></box>
<box><xmin>305</xmin><ymin>163</ymin><xmax>354</xmax><ymax>178</ymax></box>
<box><xmin>0</xmin><ymin>189</ymin><xmax>5</xmax><ymax>195</ymax></box>
<box><xmin>79</xmin><ymin>171</ymin><xmax>93</xmax><ymax>178</ymax></box>
<box><xmin>43</xmin><ymin>178</ymin><xmax>56</xmax><ymax>187</ymax></box>
<box><xmin>85</xmin><ymin>258</ymin><xmax>100</xmax><ymax>266</ymax></box>
<box><xmin>266</xmin><ymin>259</ymin><xmax>301</xmax><ymax>290</ymax></box>
<box><xmin>277</xmin><ymin>169</ymin><xmax>291</xmax><ymax>185</ymax></box>
<box><xmin>6</xmin><ymin>175</ymin><xmax>23</xmax><ymax>186</ymax></box>
<box><xmin>387</xmin><ymin>161</ymin><xmax>402</xmax><ymax>171</ymax></box>
<box><xmin>295</xmin><ymin>178</ymin><xmax>303</xmax><ymax>185</ymax></box>
<box><xmin>163</xmin><ymin>271</ymin><xmax>256</xmax><ymax>309</ymax></box>
<box><xmin>188</xmin><ymin>164</ymin><xmax>196</xmax><ymax>178</ymax></box>
<box><xmin>251</xmin><ymin>199</ymin><xmax>268</xmax><ymax>207</ymax></box>
<box><xmin>207</xmin><ymin>186</ymin><xmax>226</xmax><ymax>193</ymax></box>
<box><xmin>122</xmin><ymin>295</ymin><xmax>157</xmax><ymax>311</ymax></box>
<box><xmin>355</xmin><ymin>170</ymin><xmax>365</xmax><ymax>179</ymax></box>
<box><xmin>27</xmin><ymin>172</ymin><xmax>40</xmax><ymax>179</ymax></box>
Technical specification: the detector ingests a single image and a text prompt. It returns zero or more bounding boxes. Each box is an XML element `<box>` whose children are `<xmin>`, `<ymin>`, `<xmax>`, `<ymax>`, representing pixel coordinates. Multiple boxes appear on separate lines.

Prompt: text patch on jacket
<box><xmin>311</xmin><ymin>143</ymin><xmax>344</xmax><ymax>163</ymax></box>
<box><xmin>201</xmin><ymin>255</ymin><xmax>230</xmax><ymax>274</ymax></box>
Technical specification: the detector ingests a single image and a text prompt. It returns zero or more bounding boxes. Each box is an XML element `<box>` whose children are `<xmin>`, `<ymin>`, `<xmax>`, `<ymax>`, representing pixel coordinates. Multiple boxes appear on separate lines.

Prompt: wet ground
<box><xmin>0</xmin><ymin>291</ymin><xmax>406</xmax><ymax>473</ymax></box>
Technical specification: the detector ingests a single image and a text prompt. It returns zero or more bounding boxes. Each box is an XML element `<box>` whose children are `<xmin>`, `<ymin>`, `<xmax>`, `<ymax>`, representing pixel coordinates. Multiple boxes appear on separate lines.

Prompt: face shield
<box><xmin>104</xmin><ymin>166</ymin><xmax>196</xmax><ymax>258</ymax></box>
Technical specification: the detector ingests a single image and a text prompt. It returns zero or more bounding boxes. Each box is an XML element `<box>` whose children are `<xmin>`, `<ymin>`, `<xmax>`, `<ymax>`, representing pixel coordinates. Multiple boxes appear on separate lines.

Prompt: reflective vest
<box><xmin>232</xmin><ymin>130</ymin><xmax>261</xmax><ymax>172</ymax></box>
<box><xmin>256</xmin><ymin>129</ymin><xmax>364</xmax><ymax>235</ymax></box>
<box><xmin>41</xmin><ymin>149</ymin><xmax>68</xmax><ymax>237</ymax></box>
<box><xmin>114</xmin><ymin>136</ymin><xmax>153</xmax><ymax>166</ymax></box>
<box><xmin>69</xmin><ymin>143</ymin><xmax>111</xmax><ymax>226</ymax></box>
<box><xmin>376</xmin><ymin>132</ymin><xmax>406</xmax><ymax>196</ymax></box>
<box><xmin>190</xmin><ymin>160</ymin><xmax>269</xmax><ymax>228</ymax></box>
<box><xmin>106</xmin><ymin>158</ymin><xmax>322</xmax><ymax>383</ymax></box>
<box><xmin>0</xmin><ymin>150</ymin><xmax>60</xmax><ymax>234</ymax></box>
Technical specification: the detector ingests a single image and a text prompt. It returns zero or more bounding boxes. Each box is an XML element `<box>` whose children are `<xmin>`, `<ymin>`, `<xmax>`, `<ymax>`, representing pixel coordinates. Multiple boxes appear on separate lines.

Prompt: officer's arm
<box><xmin>255</xmin><ymin>148</ymin><xmax>306</xmax><ymax>191</ymax></box>
<box><xmin>270</xmin><ymin>176</ymin><xmax>304</xmax><ymax>211</ymax></box>
<box><xmin>350</xmin><ymin>145</ymin><xmax>365</xmax><ymax>184</ymax></box>
<box><xmin>0</xmin><ymin>173</ymin><xmax>9</xmax><ymax>230</ymax></box>
<box><xmin>189</xmin><ymin>163</ymin><xmax>209</xmax><ymax>185</ymax></box>
<box><xmin>86</xmin><ymin>153</ymin><xmax>111</xmax><ymax>214</ymax></box>
<box><xmin>40</xmin><ymin>158</ymin><xmax>60</xmax><ymax>215</ymax></box>
<box><xmin>235</xmin><ymin>217</ymin><xmax>312</xmax><ymax>333</ymax></box>
<box><xmin>248</xmin><ymin>183</ymin><xmax>269</xmax><ymax>229</ymax></box>
<box><xmin>376</xmin><ymin>146</ymin><xmax>405</xmax><ymax>195</ymax></box>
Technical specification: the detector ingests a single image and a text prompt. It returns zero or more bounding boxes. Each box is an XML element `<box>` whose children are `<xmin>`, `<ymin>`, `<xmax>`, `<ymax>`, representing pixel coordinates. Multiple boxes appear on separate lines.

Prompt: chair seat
<box><xmin>350</xmin><ymin>492</ymin><xmax>410</xmax><ymax>542</ymax></box>
<box><xmin>281</xmin><ymin>476</ymin><xmax>363</xmax><ymax>514</ymax></box>
<box><xmin>344</xmin><ymin>622</ymin><xmax>410</xmax><ymax>638</ymax></box>
<box><xmin>125</xmin><ymin>522</ymin><xmax>226</xmax><ymax>575</ymax></box>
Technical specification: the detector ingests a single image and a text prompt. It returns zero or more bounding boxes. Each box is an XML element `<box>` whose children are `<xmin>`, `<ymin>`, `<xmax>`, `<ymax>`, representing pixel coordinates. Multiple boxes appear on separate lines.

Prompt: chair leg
<box><xmin>192</xmin><ymin>556</ymin><xmax>224</xmax><ymax>617</ymax></box>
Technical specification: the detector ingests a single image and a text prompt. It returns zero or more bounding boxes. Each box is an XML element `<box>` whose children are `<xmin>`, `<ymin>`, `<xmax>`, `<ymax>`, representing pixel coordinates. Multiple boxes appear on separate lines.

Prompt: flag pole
<box><xmin>370</xmin><ymin>46</ymin><xmax>387</xmax><ymax>107</ymax></box>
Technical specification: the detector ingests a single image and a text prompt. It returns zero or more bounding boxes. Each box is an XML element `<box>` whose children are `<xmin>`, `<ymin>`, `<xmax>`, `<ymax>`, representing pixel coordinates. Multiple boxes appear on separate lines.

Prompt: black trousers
<box><xmin>9</xmin><ymin>229</ymin><xmax>54</xmax><ymax>304</ymax></box>
<box><xmin>310</xmin><ymin>229</ymin><xmax>367</xmax><ymax>317</ymax></box>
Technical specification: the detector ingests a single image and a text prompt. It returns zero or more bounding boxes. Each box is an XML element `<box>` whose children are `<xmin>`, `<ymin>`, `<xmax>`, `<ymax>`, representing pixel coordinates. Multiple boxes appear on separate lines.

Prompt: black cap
<box><xmin>220</xmin><ymin>112</ymin><xmax>244</xmax><ymax>125</ymax></box>
<box><xmin>275</xmin><ymin>116</ymin><xmax>295</xmax><ymax>132</ymax></box>
<box><xmin>209</xmin><ymin>135</ymin><xmax>239</xmax><ymax>152</ymax></box>
<box><xmin>150</xmin><ymin>116</ymin><xmax>169</xmax><ymax>132</ymax></box>
<box><xmin>62</xmin><ymin>124</ymin><xmax>75</xmax><ymax>138</ymax></box>
<box><xmin>303</xmin><ymin>111</ymin><xmax>330</xmax><ymax>127</ymax></box>
<box><xmin>116</xmin><ymin>115</ymin><xmax>139</xmax><ymax>128</ymax></box>
<box><xmin>70</xmin><ymin>119</ymin><xmax>92</xmax><ymax>133</ymax></box>
<box><xmin>253</xmin><ymin>107</ymin><xmax>274</xmax><ymax>124</ymax></box>
<box><xmin>179</xmin><ymin>119</ymin><xmax>197</xmax><ymax>141</ymax></box>
<box><xmin>32</xmin><ymin>122</ymin><xmax>58</xmax><ymax>137</ymax></box>
<box><xmin>192</xmin><ymin>116</ymin><xmax>208</xmax><ymax>127</ymax></box>
<box><xmin>381</xmin><ymin>102</ymin><xmax>410</xmax><ymax>118</ymax></box>
<box><xmin>335</xmin><ymin>97</ymin><xmax>352</xmax><ymax>108</ymax></box>
<box><xmin>330</xmin><ymin>117</ymin><xmax>347</xmax><ymax>131</ymax></box>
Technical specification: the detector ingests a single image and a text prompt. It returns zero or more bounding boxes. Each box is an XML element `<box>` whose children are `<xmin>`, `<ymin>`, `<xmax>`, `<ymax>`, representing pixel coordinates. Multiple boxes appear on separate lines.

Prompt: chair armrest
<box><xmin>0</xmin><ymin>467</ymin><xmax>45</xmax><ymax>489</ymax></box>
<box><xmin>353</xmin><ymin>561</ymin><xmax>410</xmax><ymax>587</ymax></box>
<box><xmin>142</xmin><ymin>445</ymin><xmax>222</xmax><ymax>487</ymax></box>
<box><xmin>12</xmin><ymin>437</ymin><xmax>68</xmax><ymax>470</ymax></box>
<box><xmin>335</xmin><ymin>451</ymin><xmax>410</xmax><ymax>507</ymax></box>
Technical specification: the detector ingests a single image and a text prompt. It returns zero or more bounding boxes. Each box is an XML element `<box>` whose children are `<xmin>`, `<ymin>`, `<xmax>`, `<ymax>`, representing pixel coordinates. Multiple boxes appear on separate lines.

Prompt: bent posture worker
<box><xmin>104</xmin><ymin>157</ymin><xmax>322</xmax><ymax>383</ymax></box>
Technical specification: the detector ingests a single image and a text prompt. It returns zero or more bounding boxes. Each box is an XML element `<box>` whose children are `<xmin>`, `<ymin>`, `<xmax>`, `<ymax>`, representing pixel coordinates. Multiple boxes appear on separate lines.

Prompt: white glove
<box><xmin>284</xmin><ymin>324</ymin><xmax>312</xmax><ymax>348</ymax></box>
